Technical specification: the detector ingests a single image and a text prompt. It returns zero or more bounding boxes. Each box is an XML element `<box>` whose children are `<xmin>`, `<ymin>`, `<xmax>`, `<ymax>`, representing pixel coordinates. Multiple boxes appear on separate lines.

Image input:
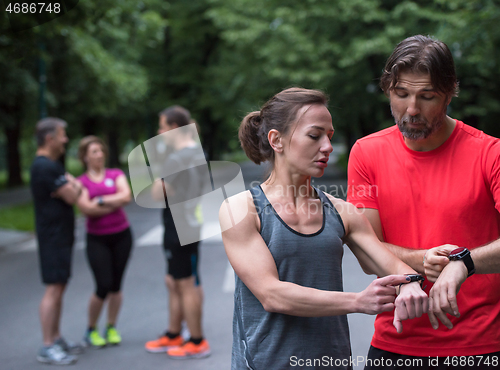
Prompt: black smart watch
<box><xmin>97</xmin><ymin>197</ymin><xmax>104</xmax><ymax>206</ymax></box>
<box><xmin>404</xmin><ymin>274</ymin><xmax>425</xmax><ymax>286</ymax></box>
<box><xmin>448</xmin><ymin>247</ymin><xmax>475</xmax><ymax>277</ymax></box>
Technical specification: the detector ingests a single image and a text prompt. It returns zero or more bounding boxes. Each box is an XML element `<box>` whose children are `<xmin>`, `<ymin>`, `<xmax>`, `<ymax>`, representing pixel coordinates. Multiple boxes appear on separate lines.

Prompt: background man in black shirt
<box><xmin>30</xmin><ymin>117</ymin><xmax>83</xmax><ymax>365</ymax></box>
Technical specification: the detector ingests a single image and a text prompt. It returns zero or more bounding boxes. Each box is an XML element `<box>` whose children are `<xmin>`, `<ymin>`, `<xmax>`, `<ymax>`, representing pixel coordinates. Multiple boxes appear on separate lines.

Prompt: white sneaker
<box><xmin>36</xmin><ymin>344</ymin><xmax>77</xmax><ymax>365</ymax></box>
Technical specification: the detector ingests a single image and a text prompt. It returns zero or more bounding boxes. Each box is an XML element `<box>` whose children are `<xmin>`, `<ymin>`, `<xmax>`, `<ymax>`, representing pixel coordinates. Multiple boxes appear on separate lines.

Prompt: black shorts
<box><xmin>163</xmin><ymin>230</ymin><xmax>200</xmax><ymax>283</ymax></box>
<box><xmin>38</xmin><ymin>242</ymin><xmax>73</xmax><ymax>285</ymax></box>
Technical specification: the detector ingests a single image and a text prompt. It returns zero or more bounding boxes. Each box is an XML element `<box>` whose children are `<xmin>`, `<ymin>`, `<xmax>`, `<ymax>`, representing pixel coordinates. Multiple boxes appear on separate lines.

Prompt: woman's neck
<box><xmin>263</xmin><ymin>169</ymin><xmax>315</xmax><ymax>200</ymax></box>
<box><xmin>87</xmin><ymin>166</ymin><xmax>104</xmax><ymax>177</ymax></box>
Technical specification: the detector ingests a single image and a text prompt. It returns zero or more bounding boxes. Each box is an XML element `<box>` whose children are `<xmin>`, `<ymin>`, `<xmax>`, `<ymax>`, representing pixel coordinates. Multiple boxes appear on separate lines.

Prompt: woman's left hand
<box><xmin>393</xmin><ymin>282</ymin><xmax>429</xmax><ymax>333</ymax></box>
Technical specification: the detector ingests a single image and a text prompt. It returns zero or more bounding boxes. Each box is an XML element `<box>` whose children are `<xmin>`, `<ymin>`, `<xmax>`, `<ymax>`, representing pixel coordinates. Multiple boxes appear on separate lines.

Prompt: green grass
<box><xmin>0</xmin><ymin>170</ymin><xmax>30</xmax><ymax>190</ymax></box>
<box><xmin>0</xmin><ymin>202</ymin><xmax>81</xmax><ymax>232</ymax></box>
<box><xmin>0</xmin><ymin>157</ymin><xmax>84</xmax><ymax>189</ymax></box>
<box><xmin>0</xmin><ymin>202</ymin><xmax>35</xmax><ymax>232</ymax></box>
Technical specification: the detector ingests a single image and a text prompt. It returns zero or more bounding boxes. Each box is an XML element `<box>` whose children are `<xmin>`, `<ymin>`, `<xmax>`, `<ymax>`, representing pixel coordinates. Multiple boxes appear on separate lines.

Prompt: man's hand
<box><xmin>65</xmin><ymin>172</ymin><xmax>76</xmax><ymax>182</ymax></box>
<box><xmin>393</xmin><ymin>282</ymin><xmax>429</xmax><ymax>333</ymax></box>
<box><xmin>428</xmin><ymin>261</ymin><xmax>468</xmax><ymax>330</ymax></box>
<box><xmin>424</xmin><ymin>244</ymin><xmax>458</xmax><ymax>282</ymax></box>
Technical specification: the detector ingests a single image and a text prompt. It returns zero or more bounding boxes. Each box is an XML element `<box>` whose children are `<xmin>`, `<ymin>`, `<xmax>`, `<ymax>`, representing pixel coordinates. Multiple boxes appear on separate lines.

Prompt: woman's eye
<box><xmin>309</xmin><ymin>135</ymin><xmax>319</xmax><ymax>140</ymax></box>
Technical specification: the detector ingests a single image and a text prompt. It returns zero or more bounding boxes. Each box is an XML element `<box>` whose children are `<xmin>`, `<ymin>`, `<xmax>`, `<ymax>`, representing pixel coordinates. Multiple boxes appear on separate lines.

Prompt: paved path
<box><xmin>0</xmin><ymin>186</ymin><xmax>32</xmax><ymax>209</ymax></box>
<box><xmin>0</xmin><ymin>160</ymin><xmax>376</xmax><ymax>370</ymax></box>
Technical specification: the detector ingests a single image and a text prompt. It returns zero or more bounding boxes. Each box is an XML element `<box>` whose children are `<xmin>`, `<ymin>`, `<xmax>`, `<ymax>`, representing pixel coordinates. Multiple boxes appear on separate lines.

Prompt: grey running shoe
<box><xmin>54</xmin><ymin>337</ymin><xmax>85</xmax><ymax>355</ymax></box>
<box><xmin>37</xmin><ymin>344</ymin><xmax>77</xmax><ymax>365</ymax></box>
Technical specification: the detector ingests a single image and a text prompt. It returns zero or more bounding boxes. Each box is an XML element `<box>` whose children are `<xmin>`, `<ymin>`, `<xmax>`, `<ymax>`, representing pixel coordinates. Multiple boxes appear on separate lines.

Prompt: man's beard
<box><xmin>392</xmin><ymin>108</ymin><xmax>446</xmax><ymax>141</ymax></box>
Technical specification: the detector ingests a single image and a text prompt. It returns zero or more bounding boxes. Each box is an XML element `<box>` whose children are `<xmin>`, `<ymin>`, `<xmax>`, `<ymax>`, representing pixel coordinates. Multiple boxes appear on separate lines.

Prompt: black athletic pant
<box><xmin>365</xmin><ymin>345</ymin><xmax>500</xmax><ymax>370</ymax></box>
<box><xmin>86</xmin><ymin>228</ymin><xmax>132</xmax><ymax>300</ymax></box>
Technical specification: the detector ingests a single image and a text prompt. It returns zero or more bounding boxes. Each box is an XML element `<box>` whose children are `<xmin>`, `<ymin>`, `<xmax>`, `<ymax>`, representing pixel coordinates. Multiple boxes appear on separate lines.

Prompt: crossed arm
<box><xmin>76</xmin><ymin>174</ymin><xmax>131</xmax><ymax>217</ymax></box>
<box><xmin>53</xmin><ymin>173</ymin><xmax>83</xmax><ymax>205</ymax></box>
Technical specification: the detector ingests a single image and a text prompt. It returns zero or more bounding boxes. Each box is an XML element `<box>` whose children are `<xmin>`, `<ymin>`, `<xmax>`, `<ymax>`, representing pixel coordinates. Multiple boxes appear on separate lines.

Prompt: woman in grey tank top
<box><xmin>220</xmin><ymin>88</ymin><xmax>428</xmax><ymax>370</ymax></box>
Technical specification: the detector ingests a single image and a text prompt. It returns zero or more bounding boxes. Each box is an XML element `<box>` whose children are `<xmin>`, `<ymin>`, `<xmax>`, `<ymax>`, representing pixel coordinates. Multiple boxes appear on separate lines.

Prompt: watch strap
<box><xmin>461</xmin><ymin>253</ymin><xmax>475</xmax><ymax>277</ymax></box>
<box><xmin>449</xmin><ymin>248</ymin><xmax>475</xmax><ymax>277</ymax></box>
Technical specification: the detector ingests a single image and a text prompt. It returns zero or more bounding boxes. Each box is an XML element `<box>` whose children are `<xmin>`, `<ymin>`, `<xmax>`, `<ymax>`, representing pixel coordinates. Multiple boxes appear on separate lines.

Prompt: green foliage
<box><xmin>0</xmin><ymin>202</ymin><xmax>35</xmax><ymax>231</ymax></box>
<box><xmin>433</xmin><ymin>0</ymin><xmax>500</xmax><ymax>136</ymax></box>
<box><xmin>1</xmin><ymin>0</ymin><xmax>500</xmax><ymax>191</ymax></box>
<box><xmin>207</xmin><ymin>0</ymin><xmax>500</xmax><ymax>146</ymax></box>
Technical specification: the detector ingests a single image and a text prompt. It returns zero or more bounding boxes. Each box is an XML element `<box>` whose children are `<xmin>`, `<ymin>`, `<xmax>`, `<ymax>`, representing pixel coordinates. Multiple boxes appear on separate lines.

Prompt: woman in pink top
<box><xmin>76</xmin><ymin>136</ymin><xmax>132</xmax><ymax>348</ymax></box>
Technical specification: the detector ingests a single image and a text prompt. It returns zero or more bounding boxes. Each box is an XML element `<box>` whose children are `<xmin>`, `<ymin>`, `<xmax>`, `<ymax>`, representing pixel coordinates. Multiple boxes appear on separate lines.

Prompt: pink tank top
<box><xmin>78</xmin><ymin>168</ymin><xmax>129</xmax><ymax>235</ymax></box>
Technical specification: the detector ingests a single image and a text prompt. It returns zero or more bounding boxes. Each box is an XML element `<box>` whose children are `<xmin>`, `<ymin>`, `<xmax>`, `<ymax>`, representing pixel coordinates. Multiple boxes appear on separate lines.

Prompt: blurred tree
<box><xmin>1</xmin><ymin>0</ymin><xmax>499</xmax><ymax>187</ymax></box>
<box><xmin>141</xmin><ymin>0</ymin><xmax>237</xmax><ymax>160</ymax></box>
<box><xmin>45</xmin><ymin>0</ymin><xmax>165</xmax><ymax>166</ymax></box>
<box><xmin>434</xmin><ymin>0</ymin><xmax>500</xmax><ymax>137</ymax></box>
<box><xmin>0</xmin><ymin>15</ymin><xmax>38</xmax><ymax>187</ymax></box>
<box><xmin>206</xmin><ymin>0</ymin><xmax>461</xmax><ymax>150</ymax></box>
<box><xmin>207</xmin><ymin>0</ymin><xmax>500</xmax><ymax>153</ymax></box>
<box><xmin>0</xmin><ymin>0</ymin><xmax>166</xmax><ymax>185</ymax></box>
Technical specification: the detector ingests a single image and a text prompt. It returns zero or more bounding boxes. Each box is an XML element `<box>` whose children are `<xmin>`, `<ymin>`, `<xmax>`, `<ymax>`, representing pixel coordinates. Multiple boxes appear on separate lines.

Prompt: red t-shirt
<box><xmin>347</xmin><ymin>120</ymin><xmax>500</xmax><ymax>357</ymax></box>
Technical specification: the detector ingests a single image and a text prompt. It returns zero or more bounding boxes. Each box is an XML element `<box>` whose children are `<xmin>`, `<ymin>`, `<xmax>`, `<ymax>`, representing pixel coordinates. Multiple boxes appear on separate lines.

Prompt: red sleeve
<box><xmin>347</xmin><ymin>141</ymin><xmax>378</xmax><ymax>209</ymax></box>
<box><xmin>483</xmin><ymin>140</ymin><xmax>500</xmax><ymax>213</ymax></box>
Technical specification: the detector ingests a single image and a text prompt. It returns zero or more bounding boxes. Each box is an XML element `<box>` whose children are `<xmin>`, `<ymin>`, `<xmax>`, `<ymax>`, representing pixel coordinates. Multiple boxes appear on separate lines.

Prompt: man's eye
<box><xmin>421</xmin><ymin>95</ymin><xmax>434</xmax><ymax>100</ymax></box>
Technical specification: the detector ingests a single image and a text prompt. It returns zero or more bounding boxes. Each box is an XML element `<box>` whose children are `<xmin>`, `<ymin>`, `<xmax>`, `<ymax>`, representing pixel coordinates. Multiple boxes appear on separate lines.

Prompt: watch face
<box><xmin>449</xmin><ymin>247</ymin><xmax>466</xmax><ymax>256</ymax></box>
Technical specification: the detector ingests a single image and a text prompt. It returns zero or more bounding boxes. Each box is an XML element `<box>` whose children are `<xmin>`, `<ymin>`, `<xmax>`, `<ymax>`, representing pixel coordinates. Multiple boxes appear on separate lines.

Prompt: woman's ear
<box><xmin>268</xmin><ymin>129</ymin><xmax>283</xmax><ymax>153</ymax></box>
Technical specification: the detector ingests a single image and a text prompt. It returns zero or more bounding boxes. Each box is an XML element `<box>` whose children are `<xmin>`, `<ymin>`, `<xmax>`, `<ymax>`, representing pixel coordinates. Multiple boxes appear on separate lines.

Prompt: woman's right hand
<box><xmin>356</xmin><ymin>275</ymin><xmax>411</xmax><ymax>315</ymax></box>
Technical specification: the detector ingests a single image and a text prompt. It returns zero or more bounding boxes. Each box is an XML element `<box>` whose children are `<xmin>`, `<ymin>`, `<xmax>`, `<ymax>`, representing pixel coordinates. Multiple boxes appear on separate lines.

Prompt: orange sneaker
<box><xmin>167</xmin><ymin>339</ymin><xmax>211</xmax><ymax>359</ymax></box>
<box><xmin>145</xmin><ymin>334</ymin><xmax>184</xmax><ymax>353</ymax></box>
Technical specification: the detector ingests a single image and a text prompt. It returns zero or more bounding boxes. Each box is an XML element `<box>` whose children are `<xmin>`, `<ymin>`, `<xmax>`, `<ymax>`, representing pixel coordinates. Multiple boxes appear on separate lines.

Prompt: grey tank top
<box><xmin>231</xmin><ymin>185</ymin><xmax>352</xmax><ymax>370</ymax></box>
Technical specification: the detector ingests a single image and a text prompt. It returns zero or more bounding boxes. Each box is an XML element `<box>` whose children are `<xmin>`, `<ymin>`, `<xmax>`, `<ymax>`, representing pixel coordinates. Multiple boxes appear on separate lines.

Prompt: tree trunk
<box><xmin>107</xmin><ymin>129</ymin><xmax>120</xmax><ymax>168</ymax></box>
<box><xmin>3</xmin><ymin>93</ymin><xmax>24</xmax><ymax>188</ymax></box>
<box><xmin>5</xmin><ymin>121</ymin><xmax>23</xmax><ymax>188</ymax></box>
<box><xmin>82</xmin><ymin>117</ymin><xmax>98</xmax><ymax>137</ymax></box>
<box><xmin>201</xmin><ymin>108</ymin><xmax>215</xmax><ymax>160</ymax></box>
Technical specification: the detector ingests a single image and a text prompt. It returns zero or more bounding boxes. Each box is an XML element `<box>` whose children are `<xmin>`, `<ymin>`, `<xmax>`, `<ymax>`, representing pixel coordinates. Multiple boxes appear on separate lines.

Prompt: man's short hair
<box><xmin>159</xmin><ymin>105</ymin><xmax>191</xmax><ymax>128</ymax></box>
<box><xmin>35</xmin><ymin>117</ymin><xmax>67</xmax><ymax>147</ymax></box>
<box><xmin>380</xmin><ymin>35</ymin><xmax>459</xmax><ymax>97</ymax></box>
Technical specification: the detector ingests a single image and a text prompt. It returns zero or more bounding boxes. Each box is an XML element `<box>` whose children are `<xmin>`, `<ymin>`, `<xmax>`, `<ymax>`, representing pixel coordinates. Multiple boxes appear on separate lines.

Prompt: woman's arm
<box><xmin>76</xmin><ymin>187</ymin><xmax>117</xmax><ymax>217</ymax></box>
<box><xmin>99</xmin><ymin>174</ymin><xmax>132</xmax><ymax>208</ymax></box>
<box><xmin>220</xmin><ymin>192</ymin><xmax>409</xmax><ymax>317</ymax></box>
<box><xmin>361</xmin><ymin>208</ymin><xmax>427</xmax><ymax>274</ymax></box>
<box><xmin>339</xmin><ymin>201</ymin><xmax>417</xmax><ymax>278</ymax></box>
<box><xmin>334</xmin><ymin>196</ymin><xmax>428</xmax><ymax>332</ymax></box>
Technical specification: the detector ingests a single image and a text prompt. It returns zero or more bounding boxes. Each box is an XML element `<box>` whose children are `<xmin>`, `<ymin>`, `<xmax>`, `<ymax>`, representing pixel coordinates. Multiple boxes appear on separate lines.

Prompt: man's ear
<box><xmin>268</xmin><ymin>129</ymin><xmax>283</xmax><ymax>153</ymax></box>
<box><xmin>44</xmin><ymin>133</ymin><xmax>54</xmax><ymax>147</ymax></box>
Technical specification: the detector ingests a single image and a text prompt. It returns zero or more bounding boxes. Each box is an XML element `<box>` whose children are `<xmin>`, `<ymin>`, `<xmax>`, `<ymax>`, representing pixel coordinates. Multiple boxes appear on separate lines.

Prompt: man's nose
<box><xmin>407</xmin><ymin>96</ymin><xmax>420</xmax><ymax>116</ymax></box>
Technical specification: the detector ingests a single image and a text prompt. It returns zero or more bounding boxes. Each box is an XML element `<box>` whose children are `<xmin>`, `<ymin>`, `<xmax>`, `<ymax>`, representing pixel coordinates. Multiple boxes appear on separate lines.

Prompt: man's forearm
<box><xmin>383</xmin><ymin>243</ymin><xmax>426</xmax><ymax>275</ymax></box>
<box><xmin>471</xmin><ymin>238</ymin><xmax>500</xmax><ymax>274</ymax></box>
